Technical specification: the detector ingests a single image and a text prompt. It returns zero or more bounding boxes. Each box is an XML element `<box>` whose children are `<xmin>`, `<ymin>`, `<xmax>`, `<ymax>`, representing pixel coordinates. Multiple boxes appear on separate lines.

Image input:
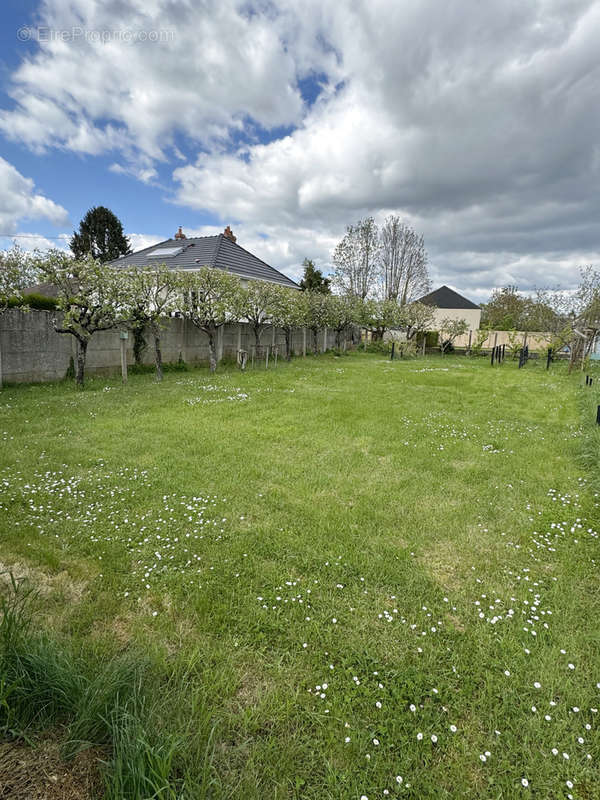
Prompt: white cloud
<box><xmin>109</xmin><ymin>162</ymin><xmax>158</xmax><ymax>184</ymax></box>
<box><xmin>0</xmin><ymin>232</ymin><xmax>70</xmax><ymax>252</ymax></box>
<box><xmin>170</xmin><ymin>0</ymin><xmax>600</xmax><ymax>293</ymax></box>
<box><xmin>0</xmin><ymin>157</ymin><xmax>69</xmax><ymax>234</ymax></box>
<box><xmin>0</xmin><ymin>0</ymin><xmax>313</xmax><ymax>159</ymax></box>
<box><xmin>3</xmin><ymin>0</ymin><xmax>600</xmax><ymax>296</ymax></box>
<box><xmin>126</xmin><ymin>232</ymin><xmax>164</xmax><ymax>252</ymax></box>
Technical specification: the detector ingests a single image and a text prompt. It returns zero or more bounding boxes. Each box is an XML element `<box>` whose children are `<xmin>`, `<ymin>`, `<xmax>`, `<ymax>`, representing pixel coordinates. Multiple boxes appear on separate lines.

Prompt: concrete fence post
<box><xmin>217</xmin><ymin>326</ymin><xmax>224</xmax><ymax>362</ymax></box>
<box><xmin>119</xmin><ymin>331</ymin><xmax>128</xmax><ymax>383</ymax></box>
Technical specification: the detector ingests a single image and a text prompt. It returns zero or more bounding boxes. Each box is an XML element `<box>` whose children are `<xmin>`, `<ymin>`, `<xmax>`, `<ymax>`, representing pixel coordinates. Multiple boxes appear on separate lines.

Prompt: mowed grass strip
<box><xmin>0</xmin><ymin>353</ymin><xmax>598</xmax><ymax>799</ymax></box>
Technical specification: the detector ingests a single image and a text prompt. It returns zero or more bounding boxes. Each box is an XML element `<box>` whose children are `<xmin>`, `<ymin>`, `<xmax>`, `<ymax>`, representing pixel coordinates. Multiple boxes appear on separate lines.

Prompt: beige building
<box><xmin>417</xmin><ymin>285</ymin><xmax>481</xmax><ymax>331</ymax></box>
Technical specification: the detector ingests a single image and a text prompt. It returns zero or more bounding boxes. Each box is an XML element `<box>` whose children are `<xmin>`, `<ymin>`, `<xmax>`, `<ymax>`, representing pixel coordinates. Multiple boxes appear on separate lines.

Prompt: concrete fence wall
<box><xmin>453</xmin><ymin>329</ymin><xmax>553</xmax><ymax>351</ymax></box>
<box><xmin>0</xmin><ymin>309</ymin><xmax>350</xmax><ymax>384</ymax></box>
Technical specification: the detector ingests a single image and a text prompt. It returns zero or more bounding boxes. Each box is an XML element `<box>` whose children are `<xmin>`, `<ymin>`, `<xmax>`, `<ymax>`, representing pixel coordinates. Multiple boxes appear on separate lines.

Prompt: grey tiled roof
<box><xmin>108</xmin><ymin>235</ymin><xmax>299</xmax><ymax>289</ymax></box>
<box><xmin>417</xmin><ymin>285</ymin><xmax>480</xmax><ymax>310</ymax></box>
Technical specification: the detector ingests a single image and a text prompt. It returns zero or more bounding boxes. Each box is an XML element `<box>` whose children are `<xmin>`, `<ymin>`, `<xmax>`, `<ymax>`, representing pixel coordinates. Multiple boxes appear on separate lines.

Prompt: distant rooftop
<box><xmin>108</xmin><ymin>227</ymin><xmax>299</xmax><ymax>289</ymax></box>
<box><xmin>417</xmin><ymin>285</ymin><xmax>480</xmax><ymax>310</ymax></box>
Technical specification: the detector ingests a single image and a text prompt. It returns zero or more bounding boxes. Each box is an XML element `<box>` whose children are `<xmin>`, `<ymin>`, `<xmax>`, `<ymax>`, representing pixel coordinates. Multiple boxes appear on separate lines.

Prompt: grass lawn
<box><xmin>0</xmin><ymin>352</ymin><xmax>599</xmax><ymax>799</ymax></box>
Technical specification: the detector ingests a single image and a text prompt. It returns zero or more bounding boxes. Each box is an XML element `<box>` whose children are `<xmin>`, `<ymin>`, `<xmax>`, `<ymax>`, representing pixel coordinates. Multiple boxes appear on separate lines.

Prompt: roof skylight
<box><xmin>147</xmin><ymin>246</ymin><xmax>184</xmax><ymax>258</ymax></box>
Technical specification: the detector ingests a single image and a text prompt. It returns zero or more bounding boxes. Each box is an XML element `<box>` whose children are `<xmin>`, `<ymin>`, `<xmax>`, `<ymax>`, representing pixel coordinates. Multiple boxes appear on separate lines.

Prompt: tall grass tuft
<box><xmin>0</xmin><ymin>573</ymin><xmax>218</xmax><ymax>798</ymax></box>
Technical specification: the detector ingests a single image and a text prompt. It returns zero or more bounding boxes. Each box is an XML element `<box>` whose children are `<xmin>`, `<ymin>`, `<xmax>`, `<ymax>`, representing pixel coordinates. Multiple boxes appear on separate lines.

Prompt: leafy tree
<box><xmin>505</xmin><ymin>329</ymin><xmax>524</xmax><ymax>358</ymax></box>
<box><xmin>181</xmin><ymin>268</ymin><xmax>244</xmax><ymax>373</ymax></box>
<box><xmin>481</xmin><ymin>285</ymin><xmax>566</xmax><ymax>333</ymax></box>
<box><xmin>361</xmin><ymin>299</ymin><xmax>404</xmax><ymax>342</ymax></box>
<box><xmin>564</xmin><ymin>266</ymin><xmax>600</xmax><ymax>369</ymax></box>
<box><xmin>299</xmin><ymin>259</ymin><xmax>331</xmax><ymax>294</ymax></box>
<box><xmin>122</xmin><ymin>264</ymin><xmax>181</xmax><ymax>381</ymax></box>
<box><xmin>269</xmin><ymin>288</ymin><xmax>309</xmax><ymax>360</ymax></box>
<box><xmin>332</xmin><ymin>217</ymin><xmax>379</xmax><ymax>299</ymax></box>
<box><xmin>379</xmin><ymin>216</ymin><xmax>430</xmax><ymax>304</ymax></box>
<box><xmin>70</xmin><ymin>206</ymin><xmax>131</xmax><ymax>263</ymax></box>
<box><xmin>35</xmin><ymin>250</ymin><xmax>128</xmax><ymax>387</ymax></box>
<box><xmin>403</xmin><ymin>301</ymin><xmax>436</xmax><ymax>341</ymax></box>
<box><xmin>469</xmin><ymin>326</ymin><xmax>492</xmax><ymax>355</ymax></box>
<box><xmin>241</xmin><ymin>280</ymin><xmax>280</xmax><ymax>352</ymax></box>
<box><xmin>439</xmin><ymin>317</ymin><xmax>469</xmax><ymax>355</ymax></box>
<box><xmin>480</xmin><ymin>286</ymin><xmax>527</xmax><ymax>330</ymax></box>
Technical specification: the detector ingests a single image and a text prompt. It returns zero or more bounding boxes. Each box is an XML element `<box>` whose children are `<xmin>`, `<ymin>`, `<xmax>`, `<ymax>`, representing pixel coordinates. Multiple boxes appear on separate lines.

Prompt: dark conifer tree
<box><xmin>299</xmin><ymin>258</ymin><xmax>331</xmax><ymax>294</ymax></box>
<box><xmin>70</xmin><ymin>206</ymin><xmax>131</xmax><ymax>262</ymax></box>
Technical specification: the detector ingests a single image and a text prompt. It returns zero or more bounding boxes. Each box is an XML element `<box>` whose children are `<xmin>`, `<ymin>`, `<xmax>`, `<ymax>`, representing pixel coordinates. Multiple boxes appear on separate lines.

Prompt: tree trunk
<box><xmin>154</xmin><ymin>333</ymin><xmax>163</xmax><ymax>382</ymax></box>
<box><xmin>285</xmin><ymin>329</ymin><xmax>291</xmax><ymax>361</ymax></box>
<box><xmin>336</xmin><ymin>329</ymin><xmax>342</xmax><ymax>350</ymax></box>
<box><xmin>133</xmin><ymin>325</ymin><xmax>146</xmax><ymax>365</ymax></box>
<box><xmin>312</xmin><ymin>328</ymin><xmax>318</xmax><ymax>354</ymax></box>
<box><xmin>207</xmin><ymin>328</ymin><xmax>218</xmax><ymax>373</ymax></box>
<box><xmin>76</xmin><ymin>338</ymin><xmax>88</xmax><ymax>388</ymax></box>
<box><xmin>254</xmin><ymin>326</ymin><xmax>262</xmax><ymax>354</ymax></box>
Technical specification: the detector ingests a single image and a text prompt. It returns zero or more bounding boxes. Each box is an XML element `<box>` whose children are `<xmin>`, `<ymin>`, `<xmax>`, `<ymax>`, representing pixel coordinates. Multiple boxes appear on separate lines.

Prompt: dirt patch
<box><xmin>0</xmin><ymin>735</ymin><xmax>104</xmax><ymax>800</ymax></box>
<box><xmin>445</xmin><ymin>613</ymin><xmax>466</xmax><ymax>632</ymax></box>
<box><xmin>233</xmin><ymin>666</ymin><xmax>271</xmax><ymax>710</ymax></box>
<box><xmin>420</xmin><ymin>539</ymin><xmax>466</xmax><ymax>591</ymax></box>
<box><xmin>0</xmin><ymin>561</ymin><xmax>87</xmax><ymax>604</ymax></box>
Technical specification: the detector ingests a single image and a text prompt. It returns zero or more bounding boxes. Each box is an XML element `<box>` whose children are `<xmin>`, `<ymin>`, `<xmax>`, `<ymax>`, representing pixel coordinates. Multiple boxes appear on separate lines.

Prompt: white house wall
<box><xmin>430</xmin><ymin>307</ymin><xmax>481</xmax><ymax>331</ymax></box>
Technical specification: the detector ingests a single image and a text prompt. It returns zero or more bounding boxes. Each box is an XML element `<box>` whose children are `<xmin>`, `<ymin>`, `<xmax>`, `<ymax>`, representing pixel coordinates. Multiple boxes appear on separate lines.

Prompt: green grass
<box><xmin>0</xmin><ymin>352</ymin><xmax>599</xmax><ymax>799</ymax></box>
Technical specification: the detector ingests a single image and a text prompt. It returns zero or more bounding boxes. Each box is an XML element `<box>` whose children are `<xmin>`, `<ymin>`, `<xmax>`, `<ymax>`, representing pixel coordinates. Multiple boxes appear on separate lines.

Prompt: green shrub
<box><xmin>8</xmin><ymin>293</ymin><xmax>59</xmax><ymax>311</ymax></box>
<box><xmin>365</xmin><ymin>339</ymin><xmax>389</xmax><ymax>354</ymax></box>
<box><xmin>424</xmin><ymin>330</ymin><xmax>438</xmax><ymax>348</ymax></box>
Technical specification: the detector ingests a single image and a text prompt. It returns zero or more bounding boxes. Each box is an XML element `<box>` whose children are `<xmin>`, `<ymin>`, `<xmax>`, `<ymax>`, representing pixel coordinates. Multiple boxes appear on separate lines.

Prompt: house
<box><xmin>416</xmin><ymin>285</ymin><xmax>481</xmax><ymax>331</ymax></box>
<box><xmin>108</xmin><ymin>226</ymin><xmax>299</xmax><ymax>289</ymax></box>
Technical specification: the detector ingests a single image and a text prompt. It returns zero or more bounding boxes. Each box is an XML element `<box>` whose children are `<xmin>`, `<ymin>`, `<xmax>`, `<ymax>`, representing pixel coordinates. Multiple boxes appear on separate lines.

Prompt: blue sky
<box><xmin>1</xmin><ymin>0</ymin><xmax>599</xmax><ymax>298</ymax></box>
<box><xmin>0</xmin><ymin>1</ymin><xmax>222</xmax><ymax>243</ymax></box>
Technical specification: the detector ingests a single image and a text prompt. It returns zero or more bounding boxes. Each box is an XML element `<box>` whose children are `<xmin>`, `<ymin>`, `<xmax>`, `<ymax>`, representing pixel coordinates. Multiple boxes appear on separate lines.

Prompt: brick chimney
<box><xmin>174</xmin><ymin>226</ymin><xmax>186</xmax><ymax>240</ymax></box>
<box><xmin>223</xmin><ymin>225</ymin><xmax>237</xmax><ymax>243</ymax></box>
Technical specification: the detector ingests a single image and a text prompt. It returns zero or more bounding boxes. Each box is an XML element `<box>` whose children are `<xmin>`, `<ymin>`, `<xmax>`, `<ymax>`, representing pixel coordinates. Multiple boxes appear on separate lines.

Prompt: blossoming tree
<box><xmin>35</xmin><ymin>250</ymin><xmax>128</xmax><ymax>387</ymax></box>
<box><xmin>306</xmin><ymin>292</ymin><xmax>332</xmax><ymax>354</ymax></box>
<box><xmin>0</xmin><ymin>245</ymin><xmax>37</xmax><ymax>387</ymax></box>
<box><xmin>328</xmin><ymin>295</ymin><xmax>361</xmax><ymax>350</ymax></box>
<box><xmin>241</xmin><ymin>280</ymin><xmax>281</xmax><ymax>354</ymax></box>
<box><xmin>181</xmin><ymin>267</ymin><xmax>244</xmax><ymax>372</ymax></box>
<box><xmin>123</xmin><ymin>264</ymin><xmax>181</xmax><ymax>381</ymax></box>
<box><xmin>269</xmin><ymin>287</ymin><xmax>309</xmax><ymax>360</ymax></box>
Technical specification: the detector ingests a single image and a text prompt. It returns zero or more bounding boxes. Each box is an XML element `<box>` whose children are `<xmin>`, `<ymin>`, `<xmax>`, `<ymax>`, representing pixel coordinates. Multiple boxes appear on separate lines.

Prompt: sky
<box><xmin>1</xmin><ymin>0</ymin><xmax>599</xmax><ymax>303</ymax></box>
